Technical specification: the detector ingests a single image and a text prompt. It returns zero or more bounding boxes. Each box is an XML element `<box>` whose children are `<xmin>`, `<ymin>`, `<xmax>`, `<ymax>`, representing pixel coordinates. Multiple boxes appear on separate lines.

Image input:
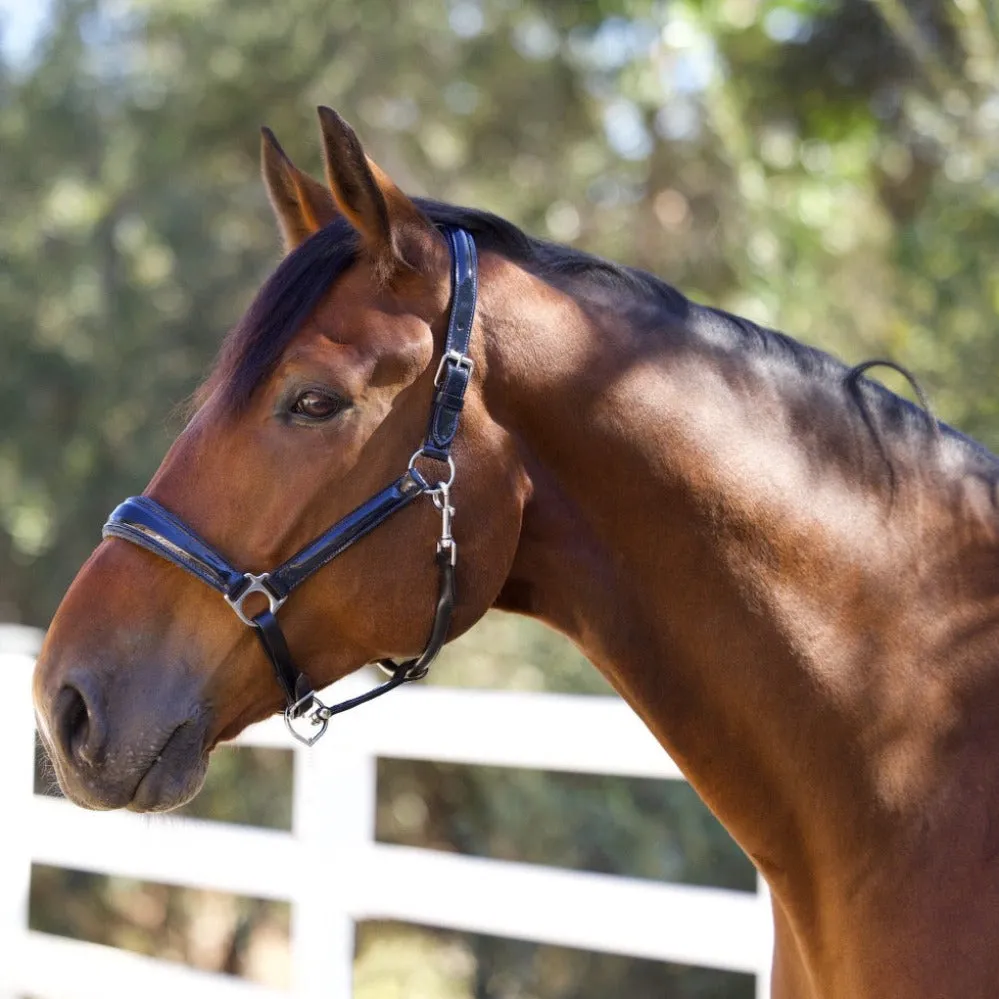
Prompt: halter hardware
<box><xmin>102</xmin><ymin>227</ymin><xmax>478</xmax><ymax>747</ymax></box>
<box><xmin>435</xmin><ymin>349</ymin><xmax>473</xmax><ymax>386</ymax></box>
<box><xmin>433</xmin><ymin>482</ymin><xmax>457</xmax><ymax>566</ymax></box>
<box><xmin>224</xmin><ymin>573</ymin><xmax>287</xmax><ymax>627</ymax></box>
<box><xmin>408</xmin><ymin>450</ymin><xmax>456</xmax><ymax>491</ymax></box>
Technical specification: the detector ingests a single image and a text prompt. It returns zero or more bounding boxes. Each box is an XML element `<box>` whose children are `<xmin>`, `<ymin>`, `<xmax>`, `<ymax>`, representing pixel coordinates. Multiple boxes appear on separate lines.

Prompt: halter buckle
<box><xmin>225</xmin><ymin>572</ymin><xmax>287</xmax><ymax>627</ymax></box>
<box><xmin>434</xmin><ymin>348</ymin><xmax>474</xmax><ymax>387</ymax></box>
<box><xmin>284</xmin><ymin>690</ymin><xmax>331</xmax><ymax>746</ymax></box>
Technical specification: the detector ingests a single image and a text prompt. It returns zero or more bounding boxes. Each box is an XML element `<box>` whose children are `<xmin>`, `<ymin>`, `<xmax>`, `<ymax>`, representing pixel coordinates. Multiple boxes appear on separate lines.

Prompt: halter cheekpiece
<box><xmin>102</xmin><ymin>227</ymin><xmax>478</xmax><ymax>746</ymax></box>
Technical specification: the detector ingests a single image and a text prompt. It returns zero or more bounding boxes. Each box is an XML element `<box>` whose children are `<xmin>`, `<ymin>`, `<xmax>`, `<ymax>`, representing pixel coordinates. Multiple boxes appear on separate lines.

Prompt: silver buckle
<box><xmin>224</xmin><ymin>572</ymin><xmax>286</xmax><ymax>627</ymax></box>
<box><xmin>284</xmin><ymin>690</ymin><xmax>331</xmax><ymax>747</ymax></box>
<box><xmin>434</xmin><ymin>349</ymin><xmax>474</xmax><ymax>387</ymax></box>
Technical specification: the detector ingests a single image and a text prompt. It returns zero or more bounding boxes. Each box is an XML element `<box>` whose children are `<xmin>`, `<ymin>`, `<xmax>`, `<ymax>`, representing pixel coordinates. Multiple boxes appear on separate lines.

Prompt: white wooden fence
<box><xmin>0</xmin><ymin>625</ymin><xmax>773</xmax><ymax>998</ymax></box>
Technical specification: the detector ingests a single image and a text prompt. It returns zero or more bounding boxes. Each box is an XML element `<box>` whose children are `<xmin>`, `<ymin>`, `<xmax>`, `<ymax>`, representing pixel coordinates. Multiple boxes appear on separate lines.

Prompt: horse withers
<box><xmin>33</xmin><ymin>107</ymin><xmax>999</xmax><ymax>997</ymax></box>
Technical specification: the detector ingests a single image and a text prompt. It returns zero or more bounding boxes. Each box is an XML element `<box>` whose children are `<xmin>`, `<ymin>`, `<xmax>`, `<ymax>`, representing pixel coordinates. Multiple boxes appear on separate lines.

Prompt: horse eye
<box><xmin>290</xmin><ymin>390</ymin><xmax>346</xmax><ymax>421</ymax></box>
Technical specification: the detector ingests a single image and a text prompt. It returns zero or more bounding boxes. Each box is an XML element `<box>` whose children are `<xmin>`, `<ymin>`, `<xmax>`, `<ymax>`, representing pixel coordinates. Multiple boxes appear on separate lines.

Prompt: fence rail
<box><xmin>0</xmin><ymin>625</ymin><xmax>773</xmax><ymax>998</ymax></box>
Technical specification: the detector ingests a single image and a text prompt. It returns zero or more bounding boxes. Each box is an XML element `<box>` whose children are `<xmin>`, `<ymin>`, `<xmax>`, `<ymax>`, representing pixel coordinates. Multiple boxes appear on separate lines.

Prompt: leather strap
<box><xmin>322</xmin><ymin>549</ymin><xmax>456</xmax><ymax>719</ymax></box>
<box><xmin>377</xmin><ymin>547</ymin><xmax>456</xmax><ymax>680</ymax></box>
<box><xmin>103</xmin><ymin>496</ymin><xmax>246</xmax><ymax>596</ymax></box>
<box><xmin>251</xmin><ymin>608</ymin><xmax>314</xmax><ymax>711</ymax></box>
<box><xmin>422</xmin><ymin>227</ymin><xmax>477</xmax><ymax>462</ymax></box>
<box><xmin>267</xmin><ymin>473</ymin><xmax>423</xmax><ymax>597</ymax></box>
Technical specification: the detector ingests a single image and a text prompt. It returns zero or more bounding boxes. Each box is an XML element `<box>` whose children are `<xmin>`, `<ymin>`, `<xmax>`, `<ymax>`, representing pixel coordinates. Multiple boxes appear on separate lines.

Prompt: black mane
<box><xmin>203</xmin><ymin>198</ymin><xmax>975</xmax><ymax>470</ymax></box>
<box><xmin>205</xmin><ymin>198</ymin><xmax>810</xmax><ymax>409</ymax></box>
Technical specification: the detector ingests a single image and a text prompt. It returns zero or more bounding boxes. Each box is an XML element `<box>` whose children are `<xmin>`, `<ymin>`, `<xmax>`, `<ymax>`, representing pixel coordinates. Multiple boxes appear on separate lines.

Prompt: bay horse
<box><xmin>32</xmin><ymin>107</ymin><xmax>999</xmax><ymax>997</ymax></box>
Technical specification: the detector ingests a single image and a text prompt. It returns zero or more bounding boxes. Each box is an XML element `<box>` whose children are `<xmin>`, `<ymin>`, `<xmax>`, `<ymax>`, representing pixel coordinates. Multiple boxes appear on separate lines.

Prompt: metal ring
<box><xmin>224</xmin><ymin>572</ymin><xmax>287</xmax><ymax>627</ymax></box>
<box><xmin>284</xmin><ymin>692</ymin><xmax>330</xmax><ymax>747</ymax></box>
<box><xmin>407</xmin><ymin>449</ymin><xmax>456</xmax><ymax>492</ymax></box>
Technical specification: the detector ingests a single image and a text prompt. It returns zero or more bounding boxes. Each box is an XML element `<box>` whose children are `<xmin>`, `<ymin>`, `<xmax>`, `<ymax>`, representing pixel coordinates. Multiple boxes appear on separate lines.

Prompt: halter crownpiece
<box><xmin>103</xmin><ymin>226</ymin><xmax>478</xmax><ymax>746</ymax></box>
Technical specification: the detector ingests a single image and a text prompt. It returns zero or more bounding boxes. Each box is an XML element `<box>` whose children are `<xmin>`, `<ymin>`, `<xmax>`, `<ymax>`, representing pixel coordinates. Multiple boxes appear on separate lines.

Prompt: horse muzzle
<box><xmin>34</xmin><ymin>649</ymin><xmax>210</xmax><ymax>812</ymax></box>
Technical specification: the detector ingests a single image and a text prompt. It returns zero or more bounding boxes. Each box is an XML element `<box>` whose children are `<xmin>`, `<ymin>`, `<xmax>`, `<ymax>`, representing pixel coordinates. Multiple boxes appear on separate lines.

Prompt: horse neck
<box><xmin>480</xmin><ymin>253</ymin><xmax>999</xmax><ymax>902</ymax></box>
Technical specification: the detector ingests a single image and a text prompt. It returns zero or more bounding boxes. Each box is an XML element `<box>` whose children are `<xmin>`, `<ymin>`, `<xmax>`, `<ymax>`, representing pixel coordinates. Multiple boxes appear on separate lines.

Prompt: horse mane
<box><xmin>198</xmin><ymin>198</ymin><xmax>969</xmax><ymax>471</ymax></box>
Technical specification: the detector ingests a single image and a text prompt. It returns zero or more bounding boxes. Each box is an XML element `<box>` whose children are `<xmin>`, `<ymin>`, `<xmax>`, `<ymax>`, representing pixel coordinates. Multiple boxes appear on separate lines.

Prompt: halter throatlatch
<box><xmin>103</xmin><ymin>227</ymin><xmax>478</xmax><ymax>746</ymax></box>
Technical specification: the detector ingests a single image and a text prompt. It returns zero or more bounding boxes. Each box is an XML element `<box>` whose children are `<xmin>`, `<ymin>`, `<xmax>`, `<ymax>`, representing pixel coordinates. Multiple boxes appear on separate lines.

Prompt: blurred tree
<box><xmin>8</xmin><ymin>0</ymin><xmax>999</xmax><ymax>996</ymax></box>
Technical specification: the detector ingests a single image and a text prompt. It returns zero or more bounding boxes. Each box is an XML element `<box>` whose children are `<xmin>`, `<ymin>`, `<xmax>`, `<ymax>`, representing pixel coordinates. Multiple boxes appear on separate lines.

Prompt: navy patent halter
<box><xmin>103</xmin><ymin>227</ymin><xmax>478</xmax><ymax>745</ymax></box>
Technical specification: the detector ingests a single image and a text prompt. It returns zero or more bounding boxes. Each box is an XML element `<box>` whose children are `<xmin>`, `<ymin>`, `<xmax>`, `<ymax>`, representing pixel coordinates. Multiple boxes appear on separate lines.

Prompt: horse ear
<box><xmin>260</xmin><ymin>127</ymin><xmax>338</xmax><ymax>253</ymax></box>
<box><xmin>316</xmin><ymin>106</ymin><xmax>442</xmax><ymax>280</ymax></box>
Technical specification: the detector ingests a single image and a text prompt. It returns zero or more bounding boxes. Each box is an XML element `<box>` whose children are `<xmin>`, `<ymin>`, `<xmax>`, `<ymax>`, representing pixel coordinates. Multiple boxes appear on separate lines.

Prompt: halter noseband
<box><xmin>102</xmin><ymin>227</ymin><xmax>478</xmax><ymax>746</ymax></box>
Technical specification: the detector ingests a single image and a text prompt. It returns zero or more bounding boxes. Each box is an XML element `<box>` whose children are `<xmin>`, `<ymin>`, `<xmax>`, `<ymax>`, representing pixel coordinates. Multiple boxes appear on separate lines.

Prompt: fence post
<box><xmin>289</xmin><ymin>678</ymin><xmax>377</xmax><ymax>999</ymax></box>
<box><xmin>0</xmin><ymin>628</ymin><xmax>43</xmax><ymax>999</ymax></box>
<box><xmin>755</xmin><ymin>873</ymin><xmax>774</xmax><ymax>999</ymax></box>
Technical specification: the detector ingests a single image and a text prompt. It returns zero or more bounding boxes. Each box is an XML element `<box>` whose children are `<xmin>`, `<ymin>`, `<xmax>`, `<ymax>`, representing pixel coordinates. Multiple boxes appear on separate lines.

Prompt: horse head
<box><xmin>33</xmin><ymin>108</ymin><xmax>529</xmax><ymax>810</ymax></box>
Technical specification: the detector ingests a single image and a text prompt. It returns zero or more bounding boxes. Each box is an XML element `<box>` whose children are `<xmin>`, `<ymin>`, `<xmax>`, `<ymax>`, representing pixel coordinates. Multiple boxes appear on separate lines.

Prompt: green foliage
<box><xmin>10</xmin><ymin>0</ymin><xmax>999</xmax><ymax>995</ymax></box>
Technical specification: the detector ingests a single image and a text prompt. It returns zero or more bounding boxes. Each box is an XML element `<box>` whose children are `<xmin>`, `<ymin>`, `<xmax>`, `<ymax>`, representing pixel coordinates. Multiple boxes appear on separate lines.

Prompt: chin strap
<box><xmin>281</xmin><ymin>481</ymin><xmax>458</xmax><ymax>747</ymax></box>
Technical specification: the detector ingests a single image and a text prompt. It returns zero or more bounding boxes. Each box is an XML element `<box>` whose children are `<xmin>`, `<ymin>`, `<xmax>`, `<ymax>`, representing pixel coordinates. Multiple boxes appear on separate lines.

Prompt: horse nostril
<box><xmin>56</xmin><ymin>679</ymin><xmax>106</xmax><ymax>766</ymax></box>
